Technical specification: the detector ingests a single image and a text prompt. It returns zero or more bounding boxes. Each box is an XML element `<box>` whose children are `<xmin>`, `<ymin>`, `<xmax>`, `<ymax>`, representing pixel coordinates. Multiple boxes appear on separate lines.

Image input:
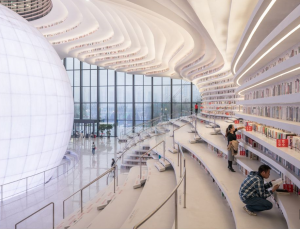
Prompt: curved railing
<box><xmin>13</xmin><ymin>114</ymin><xmax>173</xmax><ymax>227</ymax></box>
<box><xmin>1</xmin><ymin>153</ymin><xmax>77</xmax><ymax>201</ymax></box>
<box><xmin>133</xmin><ymin>143</ymin><xmax>187</xmax><ymax>229</ymax></box>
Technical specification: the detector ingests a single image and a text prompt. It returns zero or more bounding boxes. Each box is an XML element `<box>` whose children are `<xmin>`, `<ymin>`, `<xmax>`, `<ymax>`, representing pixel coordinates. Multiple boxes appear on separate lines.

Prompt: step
<box><xmin>179</xmin><ymin>122</ymin><xmax>288</xmax><ymax>229</ymax></box>
<box><xmin>56</xmin><ymin>174</ymin><xmax>127</xmax><ymax>229</ymax></box>
<box><xmin>85</xmin><ymin>167</ymin><xmax>144</xmax><ymax>229</ymax></box>
<box><xmin>121</xmin><ymin>160</ymin><xmax>176</xmax><ymax>229</ymax></box>
<box><xmin>133</xmin><ymin>170</ymin><xmax>147</xmax><ymax>189</ymax></box>
<box><xmin>168</xmin><ymin>148</ymin><xmax>178</xmax><ymax>154</ymax></box>
<box><xmin>159</xmin><ymin>158</ymin><xmax>171</xmax><ymax>168</ymax></box>
<box><xmin>154</xmin><ymin>162</ymin><xmax>166</xmax><ymax>172</ymax></box>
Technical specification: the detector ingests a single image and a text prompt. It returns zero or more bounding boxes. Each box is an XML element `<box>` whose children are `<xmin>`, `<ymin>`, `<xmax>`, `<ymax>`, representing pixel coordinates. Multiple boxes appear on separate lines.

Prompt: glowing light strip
<box><xmin>233</xmin><ymin>0</ymin><xmax>276</xmax><ymax>74</ymax></box>
<box><xmin>236</xmin><ymin>24</ymin><xmax>300</xmax><ymax>85</ymax></box>
<box><xmin>238</xmin><ymin>66</ymin><xmax>300</xmax><ymax>95</ymax></box>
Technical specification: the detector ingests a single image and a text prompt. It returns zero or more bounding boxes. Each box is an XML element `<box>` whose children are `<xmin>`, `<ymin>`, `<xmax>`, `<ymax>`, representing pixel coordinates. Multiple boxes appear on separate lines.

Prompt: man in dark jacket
<box><xmin>239</xmin><ymin>164</ymin><xmax>279</xmax><ymax>216</ymax></box>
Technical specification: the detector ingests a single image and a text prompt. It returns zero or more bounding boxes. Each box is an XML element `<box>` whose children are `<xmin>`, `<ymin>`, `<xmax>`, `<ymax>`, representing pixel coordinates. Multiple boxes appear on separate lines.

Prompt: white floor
<box><xmin>0</xmin><ymin>137</ymin><xmax>122</xmax><ymax>229</ymax></box>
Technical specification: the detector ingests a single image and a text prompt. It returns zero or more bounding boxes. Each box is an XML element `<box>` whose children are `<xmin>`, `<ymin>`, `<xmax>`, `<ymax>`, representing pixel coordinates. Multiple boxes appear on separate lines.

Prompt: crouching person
<box><xmin>239</xmin><ymin>164</ymin><xmax>279</xmax><ymax>216</ymax></box>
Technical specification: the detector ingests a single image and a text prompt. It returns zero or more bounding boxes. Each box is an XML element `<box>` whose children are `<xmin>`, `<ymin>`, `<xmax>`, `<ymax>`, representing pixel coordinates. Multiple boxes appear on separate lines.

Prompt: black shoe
<box><xmin>228</xmin><ymin>167</ymin><xmax>236</xmax><ymax>172</ymax></box>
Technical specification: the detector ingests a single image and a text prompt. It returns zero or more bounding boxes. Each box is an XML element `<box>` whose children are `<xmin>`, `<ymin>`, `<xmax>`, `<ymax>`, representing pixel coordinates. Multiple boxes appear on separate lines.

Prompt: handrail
<box><xmin>15</xmin><ymin>202</ymin><xmax>54</xmax><ymax>229</ymax></box>
<box><xmin>63</xmin><ymin>165</ymin><xmax>116</xmax><ymax>218</ymax></box>
<box><xmin>139</xmin><ymin>141</ymin><xmax>165</xmax><ymax>179</ymax></box>
<box><xmin>1</xmin><ymin>155</ymin><xmax>76</xmax><ymax>201</ymax></box>
<box><xmin>133</xmin><ymin>144</ymin><xmax>187</xmax><ymax>229</ymax></box>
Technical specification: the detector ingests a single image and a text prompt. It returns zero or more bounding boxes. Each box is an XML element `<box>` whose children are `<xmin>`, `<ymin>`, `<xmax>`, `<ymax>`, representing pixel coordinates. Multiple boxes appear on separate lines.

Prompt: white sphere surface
<box><xmin>0</xmin><ymin>5</ymin><xmax>74</xmax><ymax>197</ymax></box>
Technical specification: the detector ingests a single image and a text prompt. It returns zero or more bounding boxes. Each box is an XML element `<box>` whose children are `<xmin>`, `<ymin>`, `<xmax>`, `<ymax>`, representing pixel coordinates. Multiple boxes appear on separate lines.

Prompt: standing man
<box><xmin>92</xmin><ymin>142</ymin><xmax>96</xmax><ymax>155</ymax></box>
<box><xmin>194</xmin><ymin>103</ymin><xmax>198</xmax><ymax>115</ymax></box>
<box><xmin>239</xmin><ymin>164</ymin><xmax>279</xmax><ymax>216</ymax></box>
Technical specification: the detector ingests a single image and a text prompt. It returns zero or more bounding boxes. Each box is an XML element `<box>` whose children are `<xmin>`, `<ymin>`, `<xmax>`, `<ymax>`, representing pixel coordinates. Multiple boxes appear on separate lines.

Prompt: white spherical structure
<box><xmin>0</xmin><ymin>5</ymin><xmax>74</xmax><ymax>198</ymax></box>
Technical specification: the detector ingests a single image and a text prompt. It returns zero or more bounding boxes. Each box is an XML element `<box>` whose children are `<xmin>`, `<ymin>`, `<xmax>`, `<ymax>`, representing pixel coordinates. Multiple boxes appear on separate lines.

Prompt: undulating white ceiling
<box><xmin>30</xmin><ymin>0</ymin><xmax>258</xmax><ymax>82</ymax></box>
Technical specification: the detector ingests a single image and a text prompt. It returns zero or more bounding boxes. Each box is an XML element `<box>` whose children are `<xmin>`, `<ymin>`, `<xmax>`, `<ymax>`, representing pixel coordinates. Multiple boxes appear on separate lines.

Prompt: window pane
<box><xmin>91</xmin><ymin>70</ymin><xmax>97</xmax><ymax>86</ymax></box>
<box><xmin>108</xmin><ymin>103</ymin><xmax>115</xmax><ymax>120</ymax></box>
<box><xmin>74</xmin><ymin>87</ymin><xmax>80</xmax><ymax>103</ymax></box>
<box><xmin>82</xmin><ymin>62</ymin><xmax>90</xmax><ymax>69</ymax></box>
<box><xmin>126</xmin><ymin>86</ymin><xmax>133</xmax><ymax>102</ymax></box>
<box><xmin>163</xmin><ymin>86</ymin><xmax>171</xmax><ymax>102</ymax></box>
<box><xmin>135</xmin><ymin>86</ymin><xmax>143</xmax><ymax>103</ymax></box>
<box><xmin>135</xmin><ymin>75</ymin><xmax>143</xmax><ymax>85</ymax></box>
<box><xmin>74</xmin><ymin>104</ymin><xmax>80</xmax><ymax>119</ymax></box>
<box><xmin>91</xmin><ymin>64</ymin><xmax>97</xmax><ymax>70</ymax></box>
<box><xmin>74</xmin><ymin>71</ymin><xmax>80</xmax><ymax>86</ymax></box>
<box><xmin>67</xmin><ymin>71</ymin><xmax>73</xmax><ymax>86</ymax></box>
<box><xmin>108</xmin><ymin>70</ymin><xmax>115</xmax><ymax>85</ymax></box>
<box><xmin>99</xmin><ymin>70</ymin><xmax>107</xmax><ymax>86</ymax></box>
<box><xmin>144</xmin><ymin>86</ymin><xmax>151</xmax><ymax>102</ymax></box>
<box><xmin>82</xmin><ymin>70</ymin><xmax>90</xmax><ymax>86</ymax></box>
<box><xmin>99</xmin><ymin>103</ymin><xmax>107</xmax><ymax>121</ymax></box>
<box><xmin>192</xmin><ymin>84</ymin><xmax>201</xmax><ymax>102</ymax></box>
<box><xmin>117</xmin><ymin>86</ymin><xmax>125</xmax><ymax>102</ymax></box>
<box><xmin>117</xmin><ymin>72</ymin><xmax>125</xmax><ymax>85</ymax></box>
<box><xmin>144</xmin><ymin>103</ymin><xmax>151</xmax><ymax>120</ymax></box>
<box><xmin>182</xmin><ymin>103</ymin><xmax>191</xmax><ymax>113</ymax></box>
<box><xmin>66</xmin><ymin>58</ymin><xmax>73</xmax><ymax>70</ymax></box>
<box><xmin>108</xmin><ymin>86</ymin><xmax>115</xmax><ymax>102</ymax></box>
<box><xmin>82</xmin><ymin>104</ymin><xmax>90</xmax><ymax>119</ymax></box>
<box><xmin>163</xmin><ymin>77</ymin><xmax>171</xmax><ymax>85</ymax></box>
<box><xmin>182</xmin><ymin>85</ymin><xmax>191</xmax><ymax>102</ymax></box>
<box><xmin>153</xmin><ymin>103</ymin><xmax>162</xmax><ymax>118</ymax></box>
<box><xmin>83</xmin><ymin>87</ymin><xmax>90</xmax><ymax>102</ymax></box>
<box><xmin>153</xmin><ymin>77</ymin><xmax>162</xmax><ymax>85</ymax></box>
<box><xmin>162</xmin><ymin>103</ymin><xmax>171</xmax><ymax>118</ymax></box>
<box><xmin>135</xmin><ymin>103</ymin><xmax>143</xmax><ymax>120</ymax></box>
<box><xmin>74</xmin><ymin>59</ymin><xmax>80</xmax><ymax>69</ymax></box>
<box><xmin>153</xmin><ymin>86</ymin><xmax>162</xmax><ymax>102</ymax></box>
<box><xmin>182</xmin><ymin>80</ymin><xmax>190</xmax><ymax>85</ymax></box>
<box><xmin>117</xmin><ymin>104</ymin><xmax>125</xmax><ymax>120</ymax></box>
<box><xmin>172</xmin><ymin>85</ymin><xmax>181</xmax><ymax>102</ymax></box>
<box><xmin>99</xmin><ymin>87</ymin><xmax>107</xmax><ymax>102</ymax></box>
<box><xmin>91</xmin><ymin>103</ymin><xmax>97</xmax><ymax>119</ymax></box>
<box><xmin>126</xmin><ymin>103</ymin><xmax>133</xmax><ymax>120</ymax></box>
<box><xmin>144</xmin><ymin>76</ymin><xmax>151</xmax><ymax>85</ymax></box>
<box><xmin>172</xmin><ymin>79</ymin><xmax>181</xmax><ymax>85</ymax></box>
<box><xmin>172</xmin><ymin>103</ymin><xmax>181</xmax><ymax>118</ymax></box>
<box><xmin>126</xmin><ymin>74</ymin><xmax>133</xmax><ymax>85</ymax></box>
<box><xmin>91</xmin><ymin>87</ymin><xmax>97</xmax><ymax>102</ymax></box>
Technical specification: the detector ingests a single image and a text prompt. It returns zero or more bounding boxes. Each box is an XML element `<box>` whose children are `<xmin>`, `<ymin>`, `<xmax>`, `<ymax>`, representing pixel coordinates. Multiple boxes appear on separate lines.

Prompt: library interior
<box><xmin>1</xmin><ymin>0</ymin><xmax>300</xmax><ymax>228</ymax></box>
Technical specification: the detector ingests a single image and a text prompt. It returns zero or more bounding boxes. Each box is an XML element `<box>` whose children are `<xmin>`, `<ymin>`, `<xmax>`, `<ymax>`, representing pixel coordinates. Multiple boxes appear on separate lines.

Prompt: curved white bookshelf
<box><xmin>200</xmin><ymin>81</ymin><xmax>235</xmax><ymax>90</ymax></box>
<box><xmin>237</xmin><ymin>93</ymin><xmax>300</xmax><ymax>105</ymax></box>
<box><xmin>234</xmin><ymin>4</ymin><xmax>300</xmax><ymax>84</ymax></box>
<box><xmin>201</xmin><ymin>93</ymin><xmax>236</xmax><ymax>98</ymax></box>
<box><xmin>236</xmin><ymin>56</ymin><xmax>300</xmax><ymax>95</ymax></box>
<box><xmin>201</xmin><ymin>87</ymin><xmax>237</xmax><ymax>94</ymax></box>
<box><xmin>235</xmin><ymin>111</ymin><xmax>300</xmax><ymax>135</ymax></box>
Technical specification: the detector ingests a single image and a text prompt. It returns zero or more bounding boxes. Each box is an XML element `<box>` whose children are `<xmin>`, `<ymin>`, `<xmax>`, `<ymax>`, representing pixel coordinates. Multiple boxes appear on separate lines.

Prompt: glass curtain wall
<box><xmin>64</xmin><ymin>58</ymin><xmax>201</xmax><ymax>137</ymax></box>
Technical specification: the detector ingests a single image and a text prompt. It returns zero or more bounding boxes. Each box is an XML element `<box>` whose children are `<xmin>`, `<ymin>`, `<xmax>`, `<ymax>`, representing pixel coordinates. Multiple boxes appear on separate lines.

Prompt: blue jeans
<box><xmin>92</xmin><ymin>149</ymin><xmax>95</xmax><ymax>154</ymax></box>
<box><xmin>243</xmin><ymin>197</ymin><xmax>273</xmax><ymax>212</ymax></box>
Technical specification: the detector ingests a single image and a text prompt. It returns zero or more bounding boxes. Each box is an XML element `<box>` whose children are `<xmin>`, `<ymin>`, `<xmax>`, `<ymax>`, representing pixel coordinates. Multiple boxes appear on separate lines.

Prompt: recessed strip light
<box><xmin>233</xmin><ymin>0</ymin><xmax>276</xmax><ymax>74</ymax></box>
<box><xmin>236</xmin><ymin>24</ymin><xmax>300</xmax><ymax>86</ymax></box>
<box><xmin>238</xmin><ymin>66</ymin><xmax>300</xmax><ymax>95</ymax></box>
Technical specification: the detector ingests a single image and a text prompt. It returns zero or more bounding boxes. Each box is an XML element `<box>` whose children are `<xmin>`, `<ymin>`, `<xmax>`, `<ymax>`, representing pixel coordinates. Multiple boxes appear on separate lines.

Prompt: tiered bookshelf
<box><xmin>231</xmin><ymin>7</ymin><xmax>300</xmax><ymax>228</ymax></box>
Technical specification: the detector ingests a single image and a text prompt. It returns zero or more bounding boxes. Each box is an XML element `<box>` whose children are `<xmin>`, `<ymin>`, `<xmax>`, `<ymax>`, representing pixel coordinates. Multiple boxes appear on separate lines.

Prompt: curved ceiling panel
<box><xmin>29</xmin><ymin>0</ymin><xmax>257</xmax><ymax>81</ymax></box>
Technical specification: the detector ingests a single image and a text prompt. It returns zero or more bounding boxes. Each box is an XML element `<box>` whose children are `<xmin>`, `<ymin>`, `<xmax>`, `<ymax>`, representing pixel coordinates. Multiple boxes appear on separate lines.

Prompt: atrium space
<box><xmin>0</xmin><ymin>0</ymin><xmax>300</xmax><ymax>228</ymax></box>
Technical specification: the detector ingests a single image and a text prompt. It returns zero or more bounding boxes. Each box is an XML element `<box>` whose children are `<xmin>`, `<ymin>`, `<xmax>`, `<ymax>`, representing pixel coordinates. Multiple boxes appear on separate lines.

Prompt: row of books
<box><xmin>243</xmin><ymin>105</ymin><xmax>300</xmax><ymax>122</ymax></box>
<box><xmin>204</xmin><ymin>95</ymin><xmax>239</xmax><ymax>100</ymax></box>
<box><xmin>238</xmin><ymin>133</ymin><xmax>300</xmax><ymax>178</ymax></box>
<box><xmin>245</xmin><ymin>43</ymin><xmax>300</xmax><ymax>84</ymax></box>
<box><xmin>244</xmin><ymin>76</ymin><xmax>300</xmax><ymax>100</ymax></box>
<box><xmin>197</xmin><ymin>71</ymin><xmax>231</xmax><ymax>83</ymax></box>
<box><xmin>203</xmin><ymin>101</ymin><xmax>236</xmax><ymax>105</ymax></box>
<box><xmin>202</xmin><ymin>79</ymin><xmax>233</xmax><ymax>87</ymax></box>
<box><xmin>202</xmin><ymin>84</ymin><xmax>236</xmax><ymax>92</ymax></box>
<box><xmin>202</xmin><ymin>88</ymin><xmax>236</xmax><ymax>94</ymax></box>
